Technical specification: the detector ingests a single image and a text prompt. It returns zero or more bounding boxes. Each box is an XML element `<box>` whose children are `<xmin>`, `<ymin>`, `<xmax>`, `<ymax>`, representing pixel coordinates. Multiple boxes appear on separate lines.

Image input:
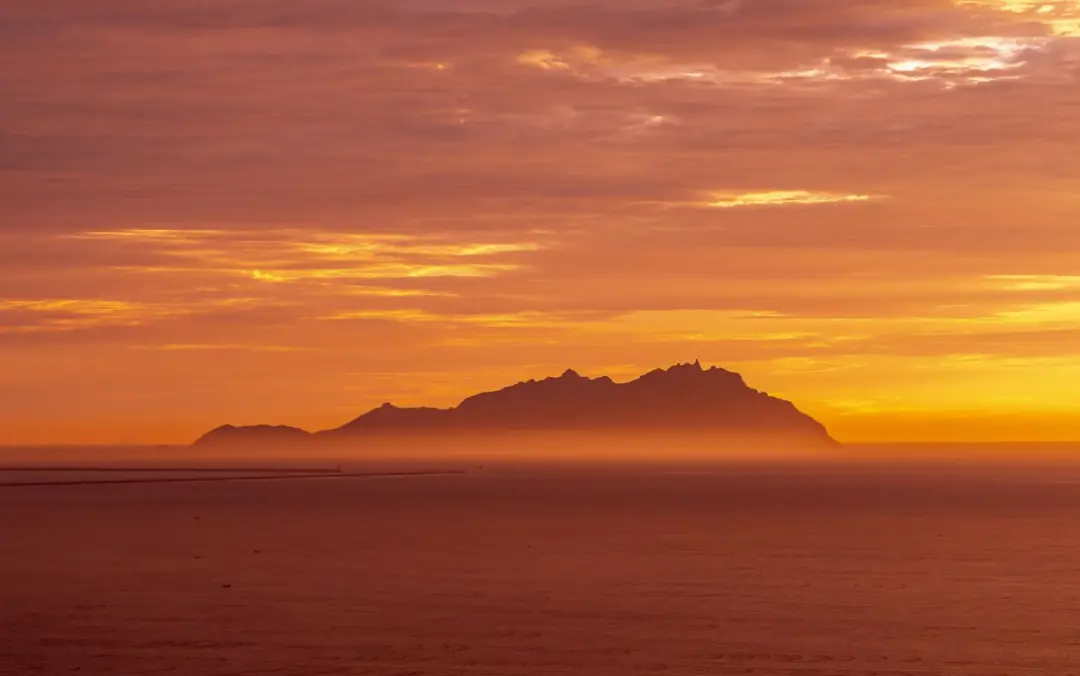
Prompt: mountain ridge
<box><xmin>193</xmin><ymin>362</ymin><xmax>838</xmax><ymax>449</ymax></box>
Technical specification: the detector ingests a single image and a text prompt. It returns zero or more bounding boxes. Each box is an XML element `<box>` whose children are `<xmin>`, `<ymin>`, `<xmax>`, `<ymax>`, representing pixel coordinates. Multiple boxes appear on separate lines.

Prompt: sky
<box><xmin>2</xmin><ymin>0</ymin><xmax>1080</xmax><ymax>445</ymax></box>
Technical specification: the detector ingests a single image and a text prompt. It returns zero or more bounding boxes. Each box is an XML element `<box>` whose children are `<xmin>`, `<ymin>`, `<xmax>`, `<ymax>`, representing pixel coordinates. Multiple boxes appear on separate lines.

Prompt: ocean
<box><xmin>3</xmin><ymin>450</ymin><xmax>1080</xmax><ymax>674</ymax></box>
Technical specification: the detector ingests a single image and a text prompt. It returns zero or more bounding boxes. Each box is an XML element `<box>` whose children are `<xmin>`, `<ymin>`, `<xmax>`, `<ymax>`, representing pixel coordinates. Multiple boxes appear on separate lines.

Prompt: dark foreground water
<box><xmin>3</xmin><ymin>461</ymin><xmax>1080</xmax><ymax>675</ymax></box>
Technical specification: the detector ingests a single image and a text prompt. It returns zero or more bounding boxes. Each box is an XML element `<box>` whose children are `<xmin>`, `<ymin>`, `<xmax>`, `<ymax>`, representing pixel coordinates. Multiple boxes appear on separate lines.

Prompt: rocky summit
<box><xmin>195</xmin><ymin>362</ymin><xmax>838</xmax><ymax>449</ymax></box>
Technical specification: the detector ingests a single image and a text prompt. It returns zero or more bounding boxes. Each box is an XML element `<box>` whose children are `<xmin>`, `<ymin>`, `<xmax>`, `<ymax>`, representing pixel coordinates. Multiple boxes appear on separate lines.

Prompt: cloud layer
<box><xmin>2</xmin><ymin>0</ymin><xmax>1079</xmax><ymax>443</ymax></box>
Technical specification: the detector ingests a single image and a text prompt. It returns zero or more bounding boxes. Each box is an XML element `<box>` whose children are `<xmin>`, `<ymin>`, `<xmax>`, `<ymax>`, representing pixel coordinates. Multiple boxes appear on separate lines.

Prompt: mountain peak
<box><xmin>668</xmin><ymin>360</ymin><xmax>703</xmax><ymax>372</ymax></box>
<box><xmin>328</xmin><ymin>362</ymin><xmax>833</xmax><ymax>445</ymax></box>
<box><xmin>197</xmin><ymin>363</ymin><xmax>838</xmax><ymax>449</ymax></box>
<box><xmin>193</xmin><ymin>423</ymin><xmax>312</xmax><ymax>446</ymax></box>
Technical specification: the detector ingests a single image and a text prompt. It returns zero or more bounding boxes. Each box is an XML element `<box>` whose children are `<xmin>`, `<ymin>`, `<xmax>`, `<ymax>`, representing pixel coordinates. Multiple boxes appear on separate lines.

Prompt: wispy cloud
<box><xmin>985</xmin><ymin>274</ymin><xmax>1080</xmax><ymax>291</ymax></box>
<box><xmin>133</xmin><ymin>343</ymin><xmax>314</xmax><ymax>353</ymax></box>
<box><xmin>3</xmin><ymin>0</ymin><xmax>1080</xmax><ymax>442</ymax></box>
<box><xmin>704</xmin><ymin>190</ymin><xmax>879</xmax><ymax>209</ymax></box>
<box><xmin>0</xmin><ymin>299</ymin><xmax>182</xmax><ymax>333</ymax></box>
<box><xmin>70</xmin><ymin>228</ymin><xmax>542</xmax><ymax>282</ymax></box>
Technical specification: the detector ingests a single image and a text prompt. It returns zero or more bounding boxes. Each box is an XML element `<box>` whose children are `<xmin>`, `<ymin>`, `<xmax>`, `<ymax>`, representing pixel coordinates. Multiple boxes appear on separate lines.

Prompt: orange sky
<box><xmin>2</xmin><ymin>0</ymin><xmax>1080</xmax><ymax>445</ymax></box>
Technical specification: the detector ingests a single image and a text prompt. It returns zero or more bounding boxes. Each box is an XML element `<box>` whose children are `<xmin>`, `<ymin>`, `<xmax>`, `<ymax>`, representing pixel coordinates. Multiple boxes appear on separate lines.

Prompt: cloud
<box><xmin>133</xmin><ymin>343</ymin><xmax>314</xmax><ymax>353</ymax></box>
<box><xmin>2</xmin><ymin>0</ymin><xmax>1080</xmax><ymax>442</ymax></box>
<box><xmin>69</xmin><ymin>228</ymin><xmax>542</xmax><ymax>282</ymax></box>
<box><xmin>703</xmin><ymin>190</ymin><xmax>879</xmax><ymax>208</ymax></box>
<box><xmin>0</xmin><ymin>299</ymin><xmax>182</xmax><ymax>334</ymax></box>
<box><xmin>986</xmin><ymin>274</ymin><xmax>1080</xmax><ymax>291</ymax></box>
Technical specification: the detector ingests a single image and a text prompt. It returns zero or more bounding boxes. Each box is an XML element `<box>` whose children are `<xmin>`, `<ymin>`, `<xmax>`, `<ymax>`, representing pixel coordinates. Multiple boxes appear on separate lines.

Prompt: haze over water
<box><xmin>5</xmin><ymin>447</ymin><xmax>1080</xmax><ymax>675</ymax></box>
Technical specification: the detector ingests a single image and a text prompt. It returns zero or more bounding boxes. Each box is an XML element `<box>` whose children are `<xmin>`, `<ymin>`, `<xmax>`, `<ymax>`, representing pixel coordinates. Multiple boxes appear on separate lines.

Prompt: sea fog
<box><xmin>4</xmin><ymin>444</ymin><xmax>1080</xmax><ymax>675</ymax></box>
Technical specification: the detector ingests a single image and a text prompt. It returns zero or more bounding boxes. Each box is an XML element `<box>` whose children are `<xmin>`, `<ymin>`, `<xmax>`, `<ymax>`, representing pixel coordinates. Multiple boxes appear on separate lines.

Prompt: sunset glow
<box><xmin>704</xmin><ymin>191</ymin><xmax>878</xmax><ymax>209</ymax></box>
<box><xmin>3</xmin><ymin>0</ymin><xmax>1080</xmax><ymax>445</ymax></box>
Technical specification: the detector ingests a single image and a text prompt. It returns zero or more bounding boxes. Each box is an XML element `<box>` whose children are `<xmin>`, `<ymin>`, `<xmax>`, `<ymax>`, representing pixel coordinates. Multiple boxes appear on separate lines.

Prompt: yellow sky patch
<box><xmin>75</xmin><ymin>228</ymin><xmax>539</xmax><ymax>283</ymax></box>
<box><xmin>705</xmin><ymin>190</ymin><xmax>877</xmax><ymax>208</ymax></box>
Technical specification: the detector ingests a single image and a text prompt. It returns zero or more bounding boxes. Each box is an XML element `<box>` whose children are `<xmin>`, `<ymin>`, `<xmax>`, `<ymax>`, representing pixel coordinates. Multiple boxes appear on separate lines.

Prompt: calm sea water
<box><xmin>3</xmin><ymin>458</ymin><xmax>1080</xmax><ymax>675</ymax></box>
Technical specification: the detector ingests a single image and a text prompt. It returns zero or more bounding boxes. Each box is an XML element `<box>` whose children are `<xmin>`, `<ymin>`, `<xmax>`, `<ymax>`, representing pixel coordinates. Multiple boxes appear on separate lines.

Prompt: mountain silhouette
<box><xmin>194</xmin><ymin>424</ymin><xmax>312</xmax><ymax>447</ymax></box>
<box><xmin>194</xmin><ymin>362</ymin><xmax>838</xmax><ymax>448</ymax></box>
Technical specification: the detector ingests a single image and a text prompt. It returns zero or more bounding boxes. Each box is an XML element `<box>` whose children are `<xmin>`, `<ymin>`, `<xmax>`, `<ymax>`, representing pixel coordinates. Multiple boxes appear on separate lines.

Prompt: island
<box><xmin>194</xmin><ymin>424</ymin><xmax>313</xmax><ymax>448</ymax></box>
<box><xmin>194</xmin><ymin>362</ymin><xmax>838</xmax><ymax>453</ymax></box>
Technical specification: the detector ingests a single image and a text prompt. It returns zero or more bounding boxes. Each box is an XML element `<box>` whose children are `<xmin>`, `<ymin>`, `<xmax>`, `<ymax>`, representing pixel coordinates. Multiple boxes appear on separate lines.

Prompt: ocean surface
<box><xmin>4</xmin><ymin>452</ymin><xmax>1080</xmax><ymax>675</ymax></box>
